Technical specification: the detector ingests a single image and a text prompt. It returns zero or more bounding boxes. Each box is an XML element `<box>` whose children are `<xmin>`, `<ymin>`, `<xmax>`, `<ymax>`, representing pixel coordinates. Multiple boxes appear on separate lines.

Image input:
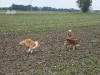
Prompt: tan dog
<box><xmin>19</xmin><ymin>39</ymin><xmax>42</xmax><ymax>53</ymax></box>
<box><xmin>64</xmin><ymin>38</ymin><xmax>80</xmax><ymax>50</ymax></box>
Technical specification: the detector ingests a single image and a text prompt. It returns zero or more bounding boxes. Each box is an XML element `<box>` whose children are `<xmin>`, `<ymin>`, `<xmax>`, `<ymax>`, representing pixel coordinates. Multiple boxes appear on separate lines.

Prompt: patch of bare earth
<box><xmin>0</xmin><ymin>25</ymin><xmax>100</xmax><ymax>75</ymax></box>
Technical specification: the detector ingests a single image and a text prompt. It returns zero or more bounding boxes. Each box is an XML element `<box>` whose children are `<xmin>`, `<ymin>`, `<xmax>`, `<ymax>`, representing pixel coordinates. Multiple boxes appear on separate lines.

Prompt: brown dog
<box><xmin>64</xmin><ymin>38</ymin><xmax>80</xmax><ymax>50</ymax></box>
<box><xmin>19</xmin><ymin>39</ymin><xmax>43</xmax><ymax>53</ymax></box>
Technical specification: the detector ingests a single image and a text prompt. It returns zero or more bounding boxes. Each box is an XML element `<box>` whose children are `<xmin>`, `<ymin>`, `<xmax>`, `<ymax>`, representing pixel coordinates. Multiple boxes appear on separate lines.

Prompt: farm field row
<box><xmin>0</xmin><ymin>11</ymin><xmax>100</xmax><ymax>75</ymax></box>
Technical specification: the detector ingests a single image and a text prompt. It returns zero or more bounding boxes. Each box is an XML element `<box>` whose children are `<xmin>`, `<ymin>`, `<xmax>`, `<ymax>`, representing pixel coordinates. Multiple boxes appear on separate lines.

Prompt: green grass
<box><xmin>0</xmin><ymin>11</ymin><xmax>100</xmax><ymax>75</ymax></box>
<box><xmin>28</xmin><ymin>61</ymin><xmax>33</xmax><ymax>66</ymax></box>
<box><xmin>0</xmin><ymin>11</ymin><xmax>100</xmax><ymax>32</ymax></box>
<box><xmin>91</xmin><ymin>39</ymin><xmax>100</xmax><ymax>43</ymax></box>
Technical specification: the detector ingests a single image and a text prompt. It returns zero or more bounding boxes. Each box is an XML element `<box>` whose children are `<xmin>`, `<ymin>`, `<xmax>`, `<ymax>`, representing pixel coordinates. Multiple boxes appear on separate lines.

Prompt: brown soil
<box><xmin>0</xmin><ymin>25</ymin><xmax>100</xmax><ymax>75</ymax></box>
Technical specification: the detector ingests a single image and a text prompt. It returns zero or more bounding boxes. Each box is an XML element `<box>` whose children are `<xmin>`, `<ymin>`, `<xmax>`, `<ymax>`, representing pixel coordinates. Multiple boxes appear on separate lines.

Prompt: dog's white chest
<box><xmin>32</xmin><ymin>41</ymin><xmax>38</xmax><ymax>49</ymax></box>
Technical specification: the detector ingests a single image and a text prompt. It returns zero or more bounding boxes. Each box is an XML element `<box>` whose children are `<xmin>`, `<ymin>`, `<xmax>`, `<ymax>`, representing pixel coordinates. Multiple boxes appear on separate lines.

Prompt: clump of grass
<box><xmin>28</xmin><ymin>61</ymin><xmax>33</xmax><ymax>66</ymax></box>
<box><xmin>91</xmin><ymin>39</ymin><xmax>100</xmax><ymax>43</ymax></box>
<box><xmin>63</xmin><ymin>71</ymin><xmax>69</xmax><ymax>75</ymax></box>
<box><xmin>50</xmin><ymin>66</ymin><xmax>57</xmax><ymax>71</ymax></box>
<box><xmin>36</xmin><ymin>70</ymin><xmax>43</xmax><ymax>75</ymax></box>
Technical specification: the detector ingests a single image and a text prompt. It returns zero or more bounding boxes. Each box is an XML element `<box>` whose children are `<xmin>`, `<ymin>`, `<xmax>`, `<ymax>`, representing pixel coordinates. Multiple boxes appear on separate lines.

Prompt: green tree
<box><xmin>76</xmin><ymin>0</ymin><xmax>92</xmax><ymax>13</ymax></box>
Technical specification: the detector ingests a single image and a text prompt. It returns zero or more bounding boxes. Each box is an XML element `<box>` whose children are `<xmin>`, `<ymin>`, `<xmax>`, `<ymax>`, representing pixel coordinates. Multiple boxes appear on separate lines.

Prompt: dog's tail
<box><xmin>67</xmin><ymin>30</ymin><xmax>73</xmax><ymax>39</ymax></box>
<box><xmin>69</xmin><ymin>30</ymin><xmax>72</xmax><ymax>32</ymax></box>
<box><xmin>19</xmin><ymin>40</ymin><xmax>25</xmax><ymax>45</ymax></box>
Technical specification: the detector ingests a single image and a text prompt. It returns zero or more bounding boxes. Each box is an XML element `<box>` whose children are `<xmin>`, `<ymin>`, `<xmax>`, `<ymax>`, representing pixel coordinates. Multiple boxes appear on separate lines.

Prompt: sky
<box><xmin>0</xmin><ymin>0</ymin><xmax>100</xmax><ymax>10</ymax></box>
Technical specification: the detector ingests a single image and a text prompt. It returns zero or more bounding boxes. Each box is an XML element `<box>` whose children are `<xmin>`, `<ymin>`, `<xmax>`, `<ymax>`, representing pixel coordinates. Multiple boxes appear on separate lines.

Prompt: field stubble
<box><xmin>0</xmin><ymin>12</ymin><xmax>100</xmax><ymax>75</ymax></box>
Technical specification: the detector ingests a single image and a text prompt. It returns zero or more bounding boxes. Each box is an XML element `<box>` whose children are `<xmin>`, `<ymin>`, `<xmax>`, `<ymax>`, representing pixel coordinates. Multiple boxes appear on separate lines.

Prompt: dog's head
<box><xmin>38</xmin><ymin>41</ymin><xmax>43</xmax><ymax>46</ymax></box>
<box><xmin>75</xmin><ymin>39</ymin><xmax>80</xmax><ymax>44</ymax></box>
<box><xmin>74</xmin><ymin>39</ymin><xmax>80</xmax><ymax>46</ymax></box>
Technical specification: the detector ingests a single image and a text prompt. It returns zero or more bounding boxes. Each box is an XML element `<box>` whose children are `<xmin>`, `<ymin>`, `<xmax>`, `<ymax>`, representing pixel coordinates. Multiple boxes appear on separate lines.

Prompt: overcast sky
<box><xmin>0</xmin><ymin>0</ymin><xmax>100</xmax><ymax>10</ymax></box>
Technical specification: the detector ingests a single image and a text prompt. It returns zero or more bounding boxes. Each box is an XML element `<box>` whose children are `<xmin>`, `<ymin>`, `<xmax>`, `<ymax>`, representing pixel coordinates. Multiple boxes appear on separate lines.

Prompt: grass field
<box><xmin>0</xmin><ymin>11</ymin><xmax>100</xmax><ymax>75</ymax></box>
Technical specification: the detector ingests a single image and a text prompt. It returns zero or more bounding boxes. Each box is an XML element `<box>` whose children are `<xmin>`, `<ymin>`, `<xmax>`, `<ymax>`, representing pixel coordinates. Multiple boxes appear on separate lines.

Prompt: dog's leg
<box><xmin>73</xmin><ymin>46</ymin><xmax>75</xmax><ymax>50</ymax></box>
<box><xmin>27</xmin><ymin>48</ymin><xmax>31</xmax><ymax>53</ymax></box>
<box><xmin>30</xmin><ymin>50</ymin><xmax>33</xmax><ymax>54</ymax></box>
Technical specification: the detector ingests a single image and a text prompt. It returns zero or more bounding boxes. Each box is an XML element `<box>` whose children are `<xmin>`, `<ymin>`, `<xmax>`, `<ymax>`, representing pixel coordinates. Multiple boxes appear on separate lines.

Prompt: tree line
<box><xmin>0</xmin><ymin>4</ymin><xmax>79</xmax><ymax>12</ymax></box>
<box><xmin>0</xmin><ymin>0</ymin><xmax>92</xmax><ymax>13</ymax></box>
